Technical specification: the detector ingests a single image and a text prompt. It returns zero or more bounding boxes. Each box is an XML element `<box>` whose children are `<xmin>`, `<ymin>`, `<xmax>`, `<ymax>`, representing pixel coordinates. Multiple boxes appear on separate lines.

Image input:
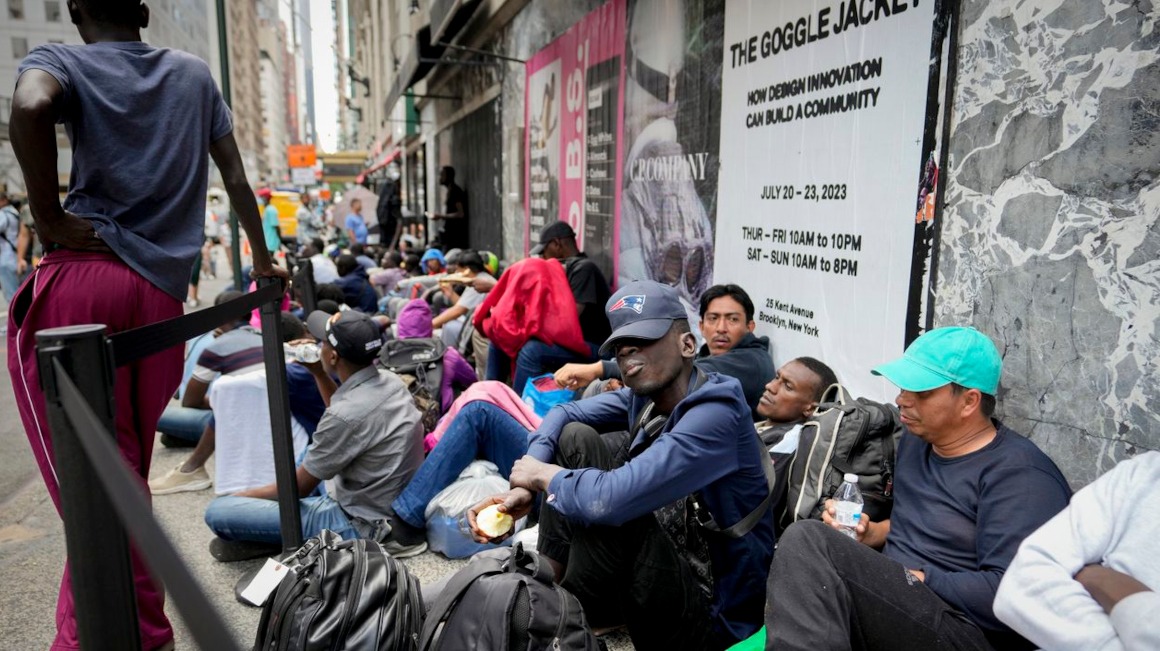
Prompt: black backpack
<box><xmin>419</xmin><ymin>542</ymin><xmax>602</xmax><ymax>651</ymax></box>
<box><xmin>379</xmin><ymin>338</ymin><xmax>446</xmax><ymax>433</ymax></box>
<box><xmin>254</xmin><ymin>530</ymin><xmax>424</xmax><ymax>651</ymax></box>
<box><xmin>781</xmin><ymin>384</ymin><xmax>903</xmax><ymax>531</ymax></box>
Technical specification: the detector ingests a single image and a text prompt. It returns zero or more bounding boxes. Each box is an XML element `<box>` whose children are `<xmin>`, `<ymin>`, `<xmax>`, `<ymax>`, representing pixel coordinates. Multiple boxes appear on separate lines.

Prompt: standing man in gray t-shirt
<box><xmin>204</xmin><ymin>309</ymin><xmax>427</xmax><ymax>560</ymax></box>
<box><xmin>7</xmin><ymin>2</ymin><xmax>287</xmax><ymax>648</ymax></box>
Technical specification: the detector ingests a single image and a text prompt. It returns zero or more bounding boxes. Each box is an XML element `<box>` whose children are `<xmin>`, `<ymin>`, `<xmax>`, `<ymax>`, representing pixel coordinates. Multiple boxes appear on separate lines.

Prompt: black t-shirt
<box><xmin>885</xmin><ymin>424</ymin><xmax>1071</xmax><ymax>645</ymax></box>
<box><xmin>563</xmin><ymin>254</ymin><xmax>612</xmax><ymax>344</ymax></box>
<box><xmin>440</xmin><ymin>182</ymin><xmax>469</xmax><ymax>249</ymax></box>
<box><xmin>376</xmin><ymin>181</ymin><xmax>401</xmax><ymax>241</ymax></box>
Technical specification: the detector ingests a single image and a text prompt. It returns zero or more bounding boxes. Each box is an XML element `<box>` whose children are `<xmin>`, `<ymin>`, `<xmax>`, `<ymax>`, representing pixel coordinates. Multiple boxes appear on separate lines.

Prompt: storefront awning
<box><xmin>429</xmin><ymin>0</ymin><xmax>465</xmax><ymax>44</ymax></box>
<box><xmin>384</xmin><ymin>26</ymin><xmax>432</xmax><ymax>120</ymax></box>
<box><xmin>383</xmin><ymin>0</ymin><xmax>482</xmax><ymax>117</ymax></box>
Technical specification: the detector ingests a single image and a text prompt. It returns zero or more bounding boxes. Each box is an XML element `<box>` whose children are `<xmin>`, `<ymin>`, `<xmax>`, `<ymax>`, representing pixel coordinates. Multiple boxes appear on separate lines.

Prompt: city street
<box><xmin>0</xmin><ymin>277</ymin><xmax>632</xmax><ymax>649</ymax></box>
<box><xmin>1</xmin><ymin>0</ymin><xmax>1156</xmax><ymax>647</ymax></box>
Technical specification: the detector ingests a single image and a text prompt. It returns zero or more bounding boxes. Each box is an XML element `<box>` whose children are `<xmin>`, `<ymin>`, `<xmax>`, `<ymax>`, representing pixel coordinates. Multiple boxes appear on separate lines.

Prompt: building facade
<box><xmin>144</xmin><ymin>0</ymin><xmax>211</xmax><ymax>62</ymax></box>
<box><xmin>341</xmin><ymin>0</ymin><xmax>1159</xmax><ymax>487</ymax></box>
<box><xmin>0</xmin><ymin>0</ymin><xmax>81</xmax><ymax>193</ymax></box>
<box><xmin>0</xmin><ymin>0</ymin><xmax>232</xmax><ymax>193</ymax></box>
<box><xmin>224</xmin><ymin>0</ymin><xmax>266</xmax><ymax>179</ymax></box>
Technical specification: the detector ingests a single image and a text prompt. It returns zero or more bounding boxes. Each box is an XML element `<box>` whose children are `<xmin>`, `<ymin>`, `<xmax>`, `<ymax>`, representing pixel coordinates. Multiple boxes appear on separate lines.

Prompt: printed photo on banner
<box><xmin>523</xmin><ymin>0</ymin><xmax>626</xmax><ymax>282</ymax></box>
<box><xmin>618</xmin><ymin>0</ymin><xmax>725</xmax><ymax>310</ymax></box>
<box><xmin>527</xmin><ymin>61</ymin><xmax>562</xmax><ymax>235</ymax></box>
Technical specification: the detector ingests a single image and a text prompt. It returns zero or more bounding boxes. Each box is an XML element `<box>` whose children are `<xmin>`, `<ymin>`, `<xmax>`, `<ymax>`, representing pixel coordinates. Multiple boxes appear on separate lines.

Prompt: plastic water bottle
<box><xmin>833</xmin><ymin>473</ymin><xmax>864</xmax><ymax>539</ymax></box>
<box><xmin>295</xmin><ymin>343</ymin><xmax>321</xmax><ymax>364</ymax></box>
<box><xmin>283</xmin><ymin>342</ymin><xmax>321</xmax><ymax>364</ymax></box>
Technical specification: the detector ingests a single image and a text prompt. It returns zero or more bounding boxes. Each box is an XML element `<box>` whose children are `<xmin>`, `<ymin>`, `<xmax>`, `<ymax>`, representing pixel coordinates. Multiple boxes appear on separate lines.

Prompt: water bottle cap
<box><xmin>843</xmin><ymin>473</ymin><xmax>858</xmax><ymax>483</ymax></box>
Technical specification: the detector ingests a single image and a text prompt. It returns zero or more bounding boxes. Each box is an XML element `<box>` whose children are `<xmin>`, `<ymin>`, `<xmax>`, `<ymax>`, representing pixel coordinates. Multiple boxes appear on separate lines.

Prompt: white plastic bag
<box><xmin>424</xmin><ymin>460</ymin><xmax>526</xmax><ymax>558</ymax></box>
<box><xmin>424</xmin><ymin>460</ymin><xmax>509</xmax><ymax>521</ymax></box>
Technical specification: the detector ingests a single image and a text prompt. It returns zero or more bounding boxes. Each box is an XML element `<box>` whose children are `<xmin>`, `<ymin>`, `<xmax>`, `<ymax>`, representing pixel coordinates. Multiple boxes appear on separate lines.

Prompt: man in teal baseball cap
<box><xmin>871</xmin><ymin>326</ymin><xmax>1002</xmax><ymax>395</ymax></box>
<box><xmin>869</xmin><ymin>326</ymin><xmax>1003</xmax><ymax>442</ymax></box>
<box><xmin>766</xmin><ymin>326</ymin><xmax>1071</xmax><ymax>651</ymax></box>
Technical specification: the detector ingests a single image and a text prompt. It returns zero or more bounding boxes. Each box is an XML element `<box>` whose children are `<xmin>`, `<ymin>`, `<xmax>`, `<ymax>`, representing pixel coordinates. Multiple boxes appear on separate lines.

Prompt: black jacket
<box><xmin>695</xmin><ymin>333</ymin><xmax>775</xmax><ymax>420</ymax></box>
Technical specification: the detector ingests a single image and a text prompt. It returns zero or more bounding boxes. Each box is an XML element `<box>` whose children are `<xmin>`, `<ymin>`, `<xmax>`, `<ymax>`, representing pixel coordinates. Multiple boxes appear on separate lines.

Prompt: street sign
<box><xmin>287</xmin><ymin>144</ymin><xmax>317</xmax><ymax>168</ymax></box>
<box><xmin>290</xmin><ymin>167</ymin><xmax>315</xmax><ymax>185</ymax></box>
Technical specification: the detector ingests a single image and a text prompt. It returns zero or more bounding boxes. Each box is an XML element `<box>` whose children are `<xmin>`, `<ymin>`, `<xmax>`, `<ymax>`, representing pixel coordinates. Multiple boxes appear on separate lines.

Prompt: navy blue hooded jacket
<box><xmin>528</xmin><ymin>371</ymin><xmax>774</xmax><ymax>643</ymax></box>
<box><xmin>334</xmin><ymin>265</ymin><xmax>378</xmax><ymax>313</ymax></box>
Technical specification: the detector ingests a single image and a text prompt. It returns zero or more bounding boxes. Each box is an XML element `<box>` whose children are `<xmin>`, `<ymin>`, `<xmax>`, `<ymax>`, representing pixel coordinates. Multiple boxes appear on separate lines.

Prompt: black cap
<box><xmin>306</xmin><ymin>310</ymin><xmax>383</xmax><ymax>364</ymax></box>
<box><xmin>599</xmin><ymin>280</ymin><xmax>689</xmax><ymax>357</ymax></box>
<box><xmin>530</xmin><ymin>221</ymin><xmax>577</xmax><ymax>256</ymax></box>
<box><xmin>457</xmin><ymin>249</ymin><xmax>485</xmax><ymax>271</ymax></box>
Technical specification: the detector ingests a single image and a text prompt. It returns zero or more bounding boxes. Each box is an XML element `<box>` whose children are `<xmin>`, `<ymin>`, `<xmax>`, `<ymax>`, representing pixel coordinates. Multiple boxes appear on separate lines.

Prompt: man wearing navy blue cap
<box><xmin>468</xmin><ymin>280</ymin><xmax>773</xmax><ymax>649</ymax></box>
<box><xmin>766</xmin><ymin>326</ymin><xmax>1071</xmax><ymax>651</ymax></box>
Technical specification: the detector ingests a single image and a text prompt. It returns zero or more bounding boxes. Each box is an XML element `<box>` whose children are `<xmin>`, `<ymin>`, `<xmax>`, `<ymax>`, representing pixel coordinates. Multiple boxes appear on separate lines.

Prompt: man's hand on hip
<box><xmin>41</xmin><ymin>212</ymin><xmax>112</xmax><ymax>253</ymax></box>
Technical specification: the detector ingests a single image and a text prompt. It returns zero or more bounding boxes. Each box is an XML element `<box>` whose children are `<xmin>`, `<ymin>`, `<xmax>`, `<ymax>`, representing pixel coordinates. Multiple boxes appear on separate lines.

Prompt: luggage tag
<box><xmin>239</xmin><ymin>557</ymin><xmax>292</xmax><ymax>606</ymax></box>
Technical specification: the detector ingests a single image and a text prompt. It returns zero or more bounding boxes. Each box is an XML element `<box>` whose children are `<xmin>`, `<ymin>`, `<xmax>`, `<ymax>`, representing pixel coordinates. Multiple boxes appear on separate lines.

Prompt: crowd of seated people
<box><xmin>153</xmin><ymin>217</ymin><xmax>1152</xmax><ymax>650</ymax></box>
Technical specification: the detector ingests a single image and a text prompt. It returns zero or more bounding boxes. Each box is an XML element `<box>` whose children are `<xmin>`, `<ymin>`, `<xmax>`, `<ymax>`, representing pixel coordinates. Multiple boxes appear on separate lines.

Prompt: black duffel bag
<box><xmin>254</xmin><ymin>529</ymin><xmax>424</xmax><ymax>650</ymax></box>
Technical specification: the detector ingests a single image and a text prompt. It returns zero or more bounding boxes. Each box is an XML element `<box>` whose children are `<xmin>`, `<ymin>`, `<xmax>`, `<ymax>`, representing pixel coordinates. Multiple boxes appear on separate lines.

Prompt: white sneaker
<box><xmin>149</xmin><ymin>463</ymin><xmax>212</xmax><ymax>494</ymax></box>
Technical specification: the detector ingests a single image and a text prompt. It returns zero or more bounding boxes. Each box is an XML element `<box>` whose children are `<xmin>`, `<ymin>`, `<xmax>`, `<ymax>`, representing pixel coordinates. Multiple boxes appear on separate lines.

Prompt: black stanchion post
<box><xmin>36</xmin><ymin>324</ymin><xmax>141</xmax><ymax>650</ymax></box>
<box><xmin>257</xmin><ymin>277</ymin><xmax>304</xmax><ymax>551</ymax></box>
<box><xmin>299</xmin><ymin>258</ymin><xmax>318</xmax><ymax>314</ymax></box>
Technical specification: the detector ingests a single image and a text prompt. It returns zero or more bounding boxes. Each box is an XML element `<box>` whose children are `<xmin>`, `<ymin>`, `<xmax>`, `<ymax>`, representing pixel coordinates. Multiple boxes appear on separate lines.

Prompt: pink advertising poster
<box><xmin>524</xmin><ymin>0</ymin><xmax>626</xmax><ymax>281</ymax></box>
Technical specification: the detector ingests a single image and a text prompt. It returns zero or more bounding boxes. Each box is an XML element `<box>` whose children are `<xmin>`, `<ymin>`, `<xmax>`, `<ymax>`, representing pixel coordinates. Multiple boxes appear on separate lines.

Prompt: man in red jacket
<box><xmin>482</xmin><ymin>221</ymin><xmax>611</xmax><ymax>394</ymax></box>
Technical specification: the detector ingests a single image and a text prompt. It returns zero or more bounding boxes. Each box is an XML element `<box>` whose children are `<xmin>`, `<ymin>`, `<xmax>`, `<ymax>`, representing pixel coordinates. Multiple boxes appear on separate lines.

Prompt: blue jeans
<box><xmin>155</xmin><ymin>405</ymin><xmax>213</xmax><ymax>443</ymax></box>
<box><xmin>486</xmin><ymin>339</ymin><xmax>600</xmax><ymax>396</ymax></box>
<box><xmin>0</xmin><ymin>260</ymin><xmax>21</xmax><ymax>302</ymax></box>
<box><xmin>392</xmin><ymin>402</ymin><xmax>533</xmax><ymax>528</ymax></box>
<box><xmin>204</xmin><ymin>494</ymin><xmax>359</xmax><ymax>544</ymax></box>
<box><xmin>440</xmin><ymin>317</ymin><xmax>465</xmax><ymax>349</ymax></box>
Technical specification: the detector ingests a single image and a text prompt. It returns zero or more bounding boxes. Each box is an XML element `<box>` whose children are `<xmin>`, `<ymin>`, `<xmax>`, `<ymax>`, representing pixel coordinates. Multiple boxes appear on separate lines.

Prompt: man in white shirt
<box><xmin>994</xmin><ymin>452</ymin><xmax>1160</xmax><ymax>651</ymax></box>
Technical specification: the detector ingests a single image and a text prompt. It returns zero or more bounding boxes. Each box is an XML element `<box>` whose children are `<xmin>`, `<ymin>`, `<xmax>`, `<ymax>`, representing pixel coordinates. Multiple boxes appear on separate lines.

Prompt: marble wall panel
<box><xmin>938</xmin><ymin>0</ymin><xmax>1160</xmax><ymax>486</ymax></box>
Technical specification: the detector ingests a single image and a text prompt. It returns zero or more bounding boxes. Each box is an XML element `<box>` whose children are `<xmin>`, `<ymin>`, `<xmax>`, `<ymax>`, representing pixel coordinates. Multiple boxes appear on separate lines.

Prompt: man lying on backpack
<box><xmin>765</xmin><ymin>327</ymin><xmax>1072</xmax><ymax>650</ymax></box>
<box><xmin>753</xmin><ymin>356</ymin><xmax>837</xmax><ymax>445</ymax></box>
<box><xmin>468</xmin><ymin>280</ymin><xmax>773</xmax><ymax>650</ymax></box>
<box><xmin>203</xmin><ymin>309</ymin><xmax>427</xmax><ymax>561</ymax></box>
<box><xmin>555</xmin><ymin>283</ymin><xmax>776</xmax><ymax>419</ymax></box>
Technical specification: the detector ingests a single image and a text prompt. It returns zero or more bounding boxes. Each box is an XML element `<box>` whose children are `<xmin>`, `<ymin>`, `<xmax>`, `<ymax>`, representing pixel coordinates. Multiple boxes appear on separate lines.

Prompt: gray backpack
<box><xmin>379</xmin><ymin>338</ymin><xmax>445</xmax><ymax>433</ymax></box>
<box><xmin>781</xmin><ymin>383</ymin><xmax>903</xmax><ymax>530</ymax></box>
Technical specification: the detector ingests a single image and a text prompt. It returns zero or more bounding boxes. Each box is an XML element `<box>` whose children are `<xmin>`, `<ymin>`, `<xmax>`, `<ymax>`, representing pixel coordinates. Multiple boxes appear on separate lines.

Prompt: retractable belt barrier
<box><xmin>293</xmin><ymin>258</ymin><xmax>318</xmax><ymax>315</ymax></box>
<box><xmin>109</xmin><ymin>281</ymin><xmax>282</xmax><ymax>367</ymax></box>
<box><xmin>35</xmin><ymin>276</ymin><xmax>300</xmax><ymax>650</ymax></box>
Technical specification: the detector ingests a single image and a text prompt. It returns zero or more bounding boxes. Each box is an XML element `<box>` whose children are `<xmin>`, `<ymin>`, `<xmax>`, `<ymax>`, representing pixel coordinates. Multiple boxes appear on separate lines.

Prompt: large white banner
<box><xmin>715</xmin><ymin>0</ymin><xmax>941</xmax><ymax>400</ymax></box>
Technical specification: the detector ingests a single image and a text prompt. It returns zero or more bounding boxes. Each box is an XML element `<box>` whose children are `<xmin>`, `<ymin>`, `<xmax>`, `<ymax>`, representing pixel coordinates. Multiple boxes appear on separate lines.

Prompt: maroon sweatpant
<box><xmin>7</xmin><ymin>249</ymin><xmax>182</xmax><ymax>651</ymax></box>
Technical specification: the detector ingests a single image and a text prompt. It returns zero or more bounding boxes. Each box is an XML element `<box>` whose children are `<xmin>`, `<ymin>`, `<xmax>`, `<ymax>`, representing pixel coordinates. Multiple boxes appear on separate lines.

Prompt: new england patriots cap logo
<box><xmin>609</xmin><ymin>295</ymin><xmax>646</xmax><ymax>314</ymax></box>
